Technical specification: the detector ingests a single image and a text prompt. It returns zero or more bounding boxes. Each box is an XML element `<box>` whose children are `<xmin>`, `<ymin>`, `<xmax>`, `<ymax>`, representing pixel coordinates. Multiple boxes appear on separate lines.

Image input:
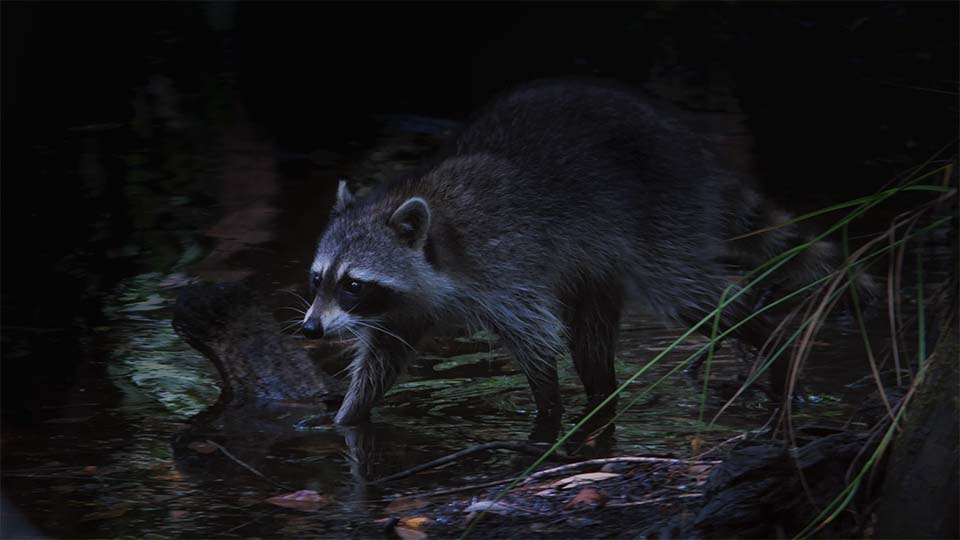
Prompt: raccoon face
<box><xmin>302</xmin><ymin>181</ymin><xmax>443</xmax><ymax>339</ymax></box>
<box><xmin>302</xmin><ymin>262</ymin><xmax>403</xmax><ymax>338</ymax></box>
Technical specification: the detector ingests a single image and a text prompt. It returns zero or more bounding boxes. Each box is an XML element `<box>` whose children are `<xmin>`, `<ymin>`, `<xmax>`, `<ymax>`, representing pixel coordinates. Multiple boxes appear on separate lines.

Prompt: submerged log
<box><xmin>172</xmin><ymin>281</ymin><xmax>344</xmax><ymax>405</ymax></box>
<box><xmin>170</xmin><ymin>282</ymin><xmax>346</xmax><ymax>477</ymax></box>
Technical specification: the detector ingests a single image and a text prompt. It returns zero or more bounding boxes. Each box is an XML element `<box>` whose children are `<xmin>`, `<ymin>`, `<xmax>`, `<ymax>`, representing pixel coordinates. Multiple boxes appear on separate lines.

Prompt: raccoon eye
<box><xmin>312</xmin><ymin>272</ymin><xmax>322</xmax><ymax>290</ymax></box>
<box><xmin>344</xmin><ymin>280</ymin><xmax>364</xmax><ymax>295</ymax></box>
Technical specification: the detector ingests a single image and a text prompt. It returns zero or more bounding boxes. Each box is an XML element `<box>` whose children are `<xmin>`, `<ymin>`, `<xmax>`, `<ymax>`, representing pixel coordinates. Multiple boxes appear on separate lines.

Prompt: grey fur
<box><xmin>306</xmin><ymin>80</ymin><xmax>855</xmax><ymax>425</ymax></box>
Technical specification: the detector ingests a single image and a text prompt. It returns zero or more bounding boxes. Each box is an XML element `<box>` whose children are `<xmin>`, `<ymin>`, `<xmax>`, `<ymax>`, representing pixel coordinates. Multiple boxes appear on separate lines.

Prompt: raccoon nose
<box><xmin>302</xmin><ymin>318</ymin><xmax>325</xmax><ymax>339</ymax></box>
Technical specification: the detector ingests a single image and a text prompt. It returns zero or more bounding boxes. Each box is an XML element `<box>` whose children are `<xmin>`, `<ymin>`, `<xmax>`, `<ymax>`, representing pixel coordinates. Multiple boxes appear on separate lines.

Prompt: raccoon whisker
<box><xmin>279</xmin><ymin>316</ymin><xmax>306</xmax><ymax>332</ymax></box>
<box><xmin>280</xmin><ymin>321</ymin><xmax>304</xmax><ymax>334</ymax></box>
<box><xmin>279</xmin><ymin>289</ymin><xmax>311</xmax><ymax>308</ymax></box>
<box><xmin>353</xmin><ymin>320</ymin><xmax>418</xmax><ymax>353</ymax></box>
<box><xmin>276</xmin><ymin>306</ymin><xmax>307</xmax><ymax>315</ymax></box>
<box><xmin>345</xmin><ymin>326</ymin><xmax>374</xmax><ymax>352</ymax></box>
<box><xmin>332</xmin><ymin>365</ymin><xmax>352</xmax><ymax>379</ymax></box>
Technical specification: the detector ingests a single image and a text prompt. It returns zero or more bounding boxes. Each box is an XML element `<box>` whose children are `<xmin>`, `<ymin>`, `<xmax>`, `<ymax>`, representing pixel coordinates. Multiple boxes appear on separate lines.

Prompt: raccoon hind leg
<box><xmin>565</xmin><ymin>278</ymin><xmax>623</xmax><ymax>409</ymax></box>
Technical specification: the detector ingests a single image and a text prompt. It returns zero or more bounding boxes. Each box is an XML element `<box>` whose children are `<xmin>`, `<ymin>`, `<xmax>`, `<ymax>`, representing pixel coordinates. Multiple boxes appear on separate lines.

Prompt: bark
<box><xmin>875</xmin><ymin>321</ymin><xmax>959</xmax><ymax>539</ymax></box>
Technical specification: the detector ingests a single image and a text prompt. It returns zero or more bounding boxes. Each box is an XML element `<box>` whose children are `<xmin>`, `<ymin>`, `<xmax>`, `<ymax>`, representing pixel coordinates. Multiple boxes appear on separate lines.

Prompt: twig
<box><xmin>605</xmin><ymin>493</ymin><xmax>703</xmax><ymax>508</ymax></box>
<box><xmin>205</xmin><ymin>440</ymin><xmax>291</xmax><ymax>489</ymax></box>
<box><xmin>692</xmin><ymin>433</ymin><xmax>747</xmax><ymax>460</ymax></box>
<box><xmin>371</xmin><ymin>441</ymin><xmax>554</xmax><ymax>485</ymax></box>
<box><xmin>522</xmin><ymin>456</ymin><xmax>721</xmax><ymax>485</ymax></box>
<box><xmin>216</xmin><ymin>515</ymin><xmax>265</xmax><ymax>537</ymax></box>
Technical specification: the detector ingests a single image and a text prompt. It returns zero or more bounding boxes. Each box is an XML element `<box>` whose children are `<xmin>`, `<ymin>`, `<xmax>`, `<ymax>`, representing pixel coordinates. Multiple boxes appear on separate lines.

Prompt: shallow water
<box><xmin>2</xmin><ymin>115</ymin><xmax>953</xmax><ymax>539</ymax></box>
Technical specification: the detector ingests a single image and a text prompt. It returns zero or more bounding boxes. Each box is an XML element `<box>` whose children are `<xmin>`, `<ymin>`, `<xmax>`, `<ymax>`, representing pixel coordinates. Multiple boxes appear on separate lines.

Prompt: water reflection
<box><xmin>2</xmin><ymin>113</ymin><xmax>951</xmax><ymax>539</ymax></box>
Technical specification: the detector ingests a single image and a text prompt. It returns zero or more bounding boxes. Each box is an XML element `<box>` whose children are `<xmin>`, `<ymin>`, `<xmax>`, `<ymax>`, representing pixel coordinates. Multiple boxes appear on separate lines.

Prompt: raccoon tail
<box><xmin>727</xmin><ymin>203</ymin><xmax>879</xmax><ymax>306</ymax></box>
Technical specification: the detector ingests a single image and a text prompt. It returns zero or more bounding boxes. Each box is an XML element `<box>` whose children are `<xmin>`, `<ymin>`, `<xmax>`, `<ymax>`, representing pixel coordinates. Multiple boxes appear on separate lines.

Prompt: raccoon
<box><xmin>304</xmin><ymin>80</ymin><xmax>846</xmax><ymax>426</ymax></box>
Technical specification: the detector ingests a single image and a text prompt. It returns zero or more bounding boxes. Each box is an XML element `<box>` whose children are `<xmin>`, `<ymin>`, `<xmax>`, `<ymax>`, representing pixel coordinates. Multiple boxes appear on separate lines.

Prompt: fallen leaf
<box><xmin>169</xmin><ymin>510</ymin><xmax>188</xmax><ymax>519</ymax></box>
<box><xmin>691</xmin><ymin>437</ymin><xmax>705</xmax><ymax>455</ymax></box>
<box><xmin>534</xmin><ymin>489</ymin><xmax>556</xmax><ymax>497</ymax></box>
<box><xmin>385</xmin><ymin>497</ymin><xmax>430</xmax><ymax>513</ymax></box>
<box><xmin>373</xmin><ymin>517</ymin><xmax>396</xmax><ymax>527</ymax></box>
<box><xmin>463</xmin><ymin>501</ymin><xmax>513</xmax><ymax>514</ymax></box>
<box><xmin>394</xmin><ymin>525</ymin><xmax>427</xmax><ymax>540</ymax></box>
<box><xmin>551</xmin><ymin>472</ymin><xmax>620</xmax><ymax>489</ymax></box>
<box><xmin>187</xmin><ymin>441</ymin><xmax>218</xmax><ymax>454</ymax></box>
<box><xmin>266</xmin><ymin>490</ymin><xmax>331</xmax><ymax>510</ymax></box>
<box><xmin>686</xmin><ymin>464</ymin><xmax>713</xmax><ymax>479</ymax></box>
<box><xmin>82</xmin><ymin>466</ymin><xmax>98</xmax><ymax>474</ymax></box>
<box><xmin>399</xmin><ymin>516</ymin><xmax>433</xmax><ymax>529</ymax></box>
<box><xmin>564</xmin><ymin>487</ymin><xmax>608</xmax><ymax>509</ymax></box>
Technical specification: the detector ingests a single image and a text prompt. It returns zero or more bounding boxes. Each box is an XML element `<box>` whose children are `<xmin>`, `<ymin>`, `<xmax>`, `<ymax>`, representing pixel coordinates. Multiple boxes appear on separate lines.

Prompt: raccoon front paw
<box><xmin>334</xmin><ymin>402</ymin><xmax>372</xmax><ymax>425</ymax></box>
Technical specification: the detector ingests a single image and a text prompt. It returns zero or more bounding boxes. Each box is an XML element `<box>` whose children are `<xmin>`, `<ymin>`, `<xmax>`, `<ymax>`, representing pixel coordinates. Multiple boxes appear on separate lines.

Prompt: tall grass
<box><xmin>461</xmin><ymin>155</ymin><xmax>956</xmax><ymax>539</ymax></box>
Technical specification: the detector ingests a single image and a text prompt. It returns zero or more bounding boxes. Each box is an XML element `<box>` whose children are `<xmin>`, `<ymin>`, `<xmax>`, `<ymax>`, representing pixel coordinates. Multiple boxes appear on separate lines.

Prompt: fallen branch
<box><xmin>205</xmin><ymin>440</ymin><xmax>291</xmax><ymax>489</ymax></box>
<box><xmin>523</xmin><ymin>456</ymin><xmax>721</xmax><ymax>485</ymax></box>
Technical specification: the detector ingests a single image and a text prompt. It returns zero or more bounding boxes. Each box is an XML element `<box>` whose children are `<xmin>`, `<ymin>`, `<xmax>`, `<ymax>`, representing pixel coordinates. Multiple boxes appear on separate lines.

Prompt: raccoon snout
<box><xmin>302</xmin><ymin>318</ymin><xmax>325</xmax><ymax>339</ymax></box>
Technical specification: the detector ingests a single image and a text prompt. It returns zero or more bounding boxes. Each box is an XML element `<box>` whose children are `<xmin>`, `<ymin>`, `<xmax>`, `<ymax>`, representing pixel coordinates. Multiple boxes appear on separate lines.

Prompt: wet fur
<box><xmin>309</xmin><ymin>80</ymin><xmax>854</xmax><ymax>425</ymax></box>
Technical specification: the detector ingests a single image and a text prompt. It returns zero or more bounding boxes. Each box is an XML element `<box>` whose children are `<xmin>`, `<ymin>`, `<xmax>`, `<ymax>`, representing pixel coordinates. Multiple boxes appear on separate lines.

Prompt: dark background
<box><xmin>2</xmin><ymin>1</ymin><xmax>957</xmax><ymax>418</ymax></box>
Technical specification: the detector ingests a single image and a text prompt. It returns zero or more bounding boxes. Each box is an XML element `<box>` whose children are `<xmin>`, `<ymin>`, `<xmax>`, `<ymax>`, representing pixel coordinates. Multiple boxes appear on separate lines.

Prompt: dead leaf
<box><xmin>564</xmin><ymin>487</ymin><xmax>608</xmax><ymax>509</ymax></box>
<box><xmin>691</xmin><ymin>437</ymin><xmax>705</xmax><ymax>455</ymax></box>
<box><xmin>373</xmin><ymin>517</ymin><xmax>398</xmax><ymax>532</ymax></box>
<box><xmin>266</xmin><ymin>490</ymin><xmax>331</xmax><ymax>510</ymax></box>
<box><xmin>82</xmin><ymin>466</ymin><xmax>98</xmax><ymax>474</ymax></box>
<box><xmin>187</xmin><ymin>441</ymin><xmax>218</xmax><ymax>454</ymax></box>
<box><xmin>385</xmin><ymin>497</ymin><xmax>430</xmax><ymax>513</ymax></box>
<box><xmin>686</xmin><ymin>464</ymin><xmax>713</xmax><ymax>480</ymax></box>
<box><xmin>399</xmin><ymin>516</ymin><xmax>433</xmax><ymax>529</ymax></box>
<box><xmin>169</xmin><ymin>510</ymin><xmax>188</xmax><ymax>519</ymax></box>
<box><xmin>394</xmin><ymin>525</ymin><xmax>427</xmax><ymax>540</ymax></box>
<box><xmin>463</xmin><ymin>501</ymin><xmax>513</xmax><ymax>514</ymax></box>
<box><xmin>551</xmin><ymin>472</ymin><xmax>620</xmax><ymax>489</ymax></box>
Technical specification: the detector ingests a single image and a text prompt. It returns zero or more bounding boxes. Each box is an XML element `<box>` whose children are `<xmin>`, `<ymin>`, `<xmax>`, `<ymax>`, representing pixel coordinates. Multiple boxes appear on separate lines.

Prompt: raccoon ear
<box><xmin>389</xmin><ymin>197</ymin><xmax>431</xmax><ymax>249</ymax></box>
<box><xmin>333</xmin><ymin>180</ymin><xmax>354</xmax><ymax>214</ymax></box>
